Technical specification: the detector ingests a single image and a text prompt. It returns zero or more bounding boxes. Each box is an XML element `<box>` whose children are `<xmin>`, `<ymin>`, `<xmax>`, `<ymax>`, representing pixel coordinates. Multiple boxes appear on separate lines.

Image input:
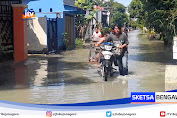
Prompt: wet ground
<box><xmin>0</xmin><ymin>30</ymin><xmax>175</xmax><ymax>104</ymax></box>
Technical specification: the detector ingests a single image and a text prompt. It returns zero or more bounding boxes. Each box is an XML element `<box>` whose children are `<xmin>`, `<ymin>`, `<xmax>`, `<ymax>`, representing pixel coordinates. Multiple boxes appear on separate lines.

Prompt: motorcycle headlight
<box><xmin>104</xmin><ymin>45</ymin><xmax>112</xmax><ymax>50</ymax></box>
<box><xmin>104</xmin><ymin>54</ymin><xmax>111</xmax><ymax>59</ymax></box>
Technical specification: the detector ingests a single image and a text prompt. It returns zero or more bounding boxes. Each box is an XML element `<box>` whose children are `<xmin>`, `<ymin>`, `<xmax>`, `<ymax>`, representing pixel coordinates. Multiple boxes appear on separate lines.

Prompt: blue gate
<box><xmin>47</xmin><ymin>18</ymin><xmax>58</xmax><ymax>53</ymax></box>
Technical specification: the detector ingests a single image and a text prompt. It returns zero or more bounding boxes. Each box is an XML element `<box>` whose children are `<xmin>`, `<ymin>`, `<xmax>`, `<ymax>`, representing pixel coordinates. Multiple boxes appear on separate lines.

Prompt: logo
<box><xmin>22</xmin><ymin>8</ymin><xmax>35</xmax><ymax>19</ymax></box>
<box><xmin>46</xmin><ymin>111</ymin><xmax>52</xmax><ymax>117</ymax></box>
<box><xmin>131</xmin><ymin>92</ymin><xmax>155</xmax><ymax>103</ymax></box>
<box><xmin>106</xmin><ymin>111</ymin><xmax>112</xmax><ymax>117</ymax></box>
<box><xmin>160</xmin><ymin>111</ymin><xmax>166</xmax><ymax>117</ymax></box>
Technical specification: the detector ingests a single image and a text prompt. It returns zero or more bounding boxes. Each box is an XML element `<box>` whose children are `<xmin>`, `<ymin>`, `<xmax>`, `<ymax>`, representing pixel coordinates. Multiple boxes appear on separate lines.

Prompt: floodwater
<box><xmin>0</xmin><ymin>30</ymin><xmax>175</xmax><ymax>104</ymax></box>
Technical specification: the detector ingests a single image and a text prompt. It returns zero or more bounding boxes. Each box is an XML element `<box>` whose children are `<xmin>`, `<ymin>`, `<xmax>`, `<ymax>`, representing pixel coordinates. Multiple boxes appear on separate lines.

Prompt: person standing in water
<box><xmin>96</xmin><ymin>25</ymin><xmax>129</xmax><ymax>76</ymax></box>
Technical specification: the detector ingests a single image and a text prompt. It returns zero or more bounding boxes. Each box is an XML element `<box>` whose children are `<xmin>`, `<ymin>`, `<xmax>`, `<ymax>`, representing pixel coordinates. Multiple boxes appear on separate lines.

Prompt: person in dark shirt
<box><xmin>95</xmin><ymin>25</ymin><xmax>129</xmax><ymax>76</ymax></box>
<box><xmin>123</xmin><ymin>27</ymin><xmax>129</xmax><ymax>75</ymax></box>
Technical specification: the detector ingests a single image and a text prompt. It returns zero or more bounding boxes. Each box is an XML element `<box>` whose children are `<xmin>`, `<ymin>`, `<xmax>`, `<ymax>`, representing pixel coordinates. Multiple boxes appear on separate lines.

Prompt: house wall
<box><xmin>22</xmin><ymin>0</ymin><xmax>82</xmax><ymax>50</ymax></box>
<box><xmin>97</xmin><ymin>10</ymin><xmax>102</xmax><ymax>23</ymax></box>
<box><xmin>28</xmin><ymin>17</ymin><xmax>47</xmax><ymax>52</ymax></box>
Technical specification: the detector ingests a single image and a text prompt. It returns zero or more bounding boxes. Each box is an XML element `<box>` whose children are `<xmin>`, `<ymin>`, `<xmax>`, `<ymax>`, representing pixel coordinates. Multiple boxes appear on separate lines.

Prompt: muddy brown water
<box><xmin>0</xmin><ymin>30</ymin><xmax>175</xmax><ymax>104</ymax></box>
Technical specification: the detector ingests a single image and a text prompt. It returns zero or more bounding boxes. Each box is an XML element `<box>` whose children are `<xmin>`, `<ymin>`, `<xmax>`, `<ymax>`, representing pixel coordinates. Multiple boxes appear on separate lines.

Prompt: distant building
<box><xmin>22</xmin><ymin>0</ymin><xmax>85</xmax><ymax>53</ymax></box>
<box><xmin>84</xmin><ymin>9</ymin><xmax>111</xmax><ymax>40</ymax></box>
<box><xmin>63</xmin><ymin>0</ymin><xmax>75</xmax><ymax>6</ymax></box>
<box><xmin>101</xmin><ymin>0</ymin><xmax>110</xmax><ymax>3</ymax></box>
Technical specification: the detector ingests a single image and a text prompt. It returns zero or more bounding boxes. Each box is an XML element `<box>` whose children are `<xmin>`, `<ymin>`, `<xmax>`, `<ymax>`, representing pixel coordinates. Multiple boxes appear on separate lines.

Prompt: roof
<box><xmin>64</xmin><ymin>4</ymin><xmax>86</xmax><ymax>15</ymax></box>
<box><xmin>63</xmin><ymin>0</ymin><xmax>75</xmax><ymax>6</ymax></box>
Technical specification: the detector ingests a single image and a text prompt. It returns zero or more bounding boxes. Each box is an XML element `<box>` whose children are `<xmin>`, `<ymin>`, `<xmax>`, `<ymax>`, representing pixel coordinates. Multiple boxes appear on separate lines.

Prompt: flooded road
<box><xmin>0</xmin><ymin>30</ymin><xmax>175</xmax><ymax>104</ymax></box>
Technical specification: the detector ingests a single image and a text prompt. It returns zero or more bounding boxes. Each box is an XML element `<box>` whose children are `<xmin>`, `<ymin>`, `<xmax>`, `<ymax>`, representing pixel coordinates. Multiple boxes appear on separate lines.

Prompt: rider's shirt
<box><xmin>93</xmin><ymin>31</ymin><xmax>101</xmax><ymax>41</ymax></box>
<box><xmin>105</xmin><ymin>32</ymin><xmax>129</xmax><ymax>56</ymax></box>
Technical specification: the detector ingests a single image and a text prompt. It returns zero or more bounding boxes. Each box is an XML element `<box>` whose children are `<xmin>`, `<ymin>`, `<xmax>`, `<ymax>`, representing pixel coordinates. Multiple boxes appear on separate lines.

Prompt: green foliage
<box><xmin>111</xmin><ymin>11</ymin><xmax>128</xmax><ymax>27</ymax></box>
<box><xmin>128</xmin><ymin>0</ymin><xmax>144</xmax><ymax>18</ymax></box>
<box><xmin>75</xmin><ymin>0</ymin><xmax>128</xmax><ymax>27</ymax></box>
<box><xmin>87</xmin><ymin>10</ymin><xmax>98</xmax><ymax>20</ymax></box>
<box><xmin>62</xmin><ymin>32</ymin><xmax>68</xmax><ymax>44</ymax></box>
<box><xmin>75</xmin><ymin>0</ymin><xmax>93</xmax><ymax>10</ymax></box>
<box><xmin>102</xmin><ymin>27</ymin><xmax>111</xmax><ymax>35</ymax></box>
<box><xmin>128</xmin><ymin>0</ymin><xmax>145</xmax><ymax>28</ymax></box>
<box><xmin>75</xmin><ymin>38</ymin><xmax>84</xmax><ymax>45</ymax></box>
<box><xmin>130</xmin><ymin>20</ymin><xmax>138</xmax><ymax>29</ymax></box>
<box><xmin>129</xmin><ymin>0</ymin><xmax>177</xmax><ymax>45</ymax></box>
<box><xmin>75</xmin><ymin>38</ymin><xmax>84</xmax><ymax>48</ymax></box>
<box><xmin>101</xmin><ymin>0</ymin><xmax>114</xmax><ymax>7</ymax></box>
<box><xmin>75</xmin><ymin>0</ymin><xmax>111</xmax><ymax>9</ymax></box>
<box><xmin>75</xmin><ymin>15</ymin><xmax>85</xmax><ymax>26</ymax></box>
<box><xmin>113</xmin><ymin>2</ymin><xmax>126</xmax><ymax>13</ymax></box>
<box><xmin>111</xmin><ymin>2</ymin><xmax>128</xmax><ymax>27</ymax></box>
<box><xmin>143</xmin><ymin>0</ymin><xmax>177</xmax><ymax>45</ymax></box>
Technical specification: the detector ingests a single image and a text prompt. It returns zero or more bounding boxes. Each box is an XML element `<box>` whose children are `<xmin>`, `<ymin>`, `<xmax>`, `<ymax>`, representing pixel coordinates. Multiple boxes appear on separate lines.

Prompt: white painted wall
<box><xmin>28</xmin><ymin>17</ymin><xmax>47</xmax><ymax>52</ymax></box>
<box><xmin>173</xmin><ymin>36</ymin><xmax>177</xmax><ymax>59</ymax></box>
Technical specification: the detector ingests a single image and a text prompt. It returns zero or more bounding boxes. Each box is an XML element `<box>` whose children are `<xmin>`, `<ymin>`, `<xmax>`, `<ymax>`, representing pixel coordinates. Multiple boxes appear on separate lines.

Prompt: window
<box><xmin>50</xmin><ymin>8</ymin><xmax>52</xmax><ymax>12</ymax></box>
<box><xmin>39</xmin><ymin>8</ymin><xmax>41</xmax><ymax>12</ymax></box>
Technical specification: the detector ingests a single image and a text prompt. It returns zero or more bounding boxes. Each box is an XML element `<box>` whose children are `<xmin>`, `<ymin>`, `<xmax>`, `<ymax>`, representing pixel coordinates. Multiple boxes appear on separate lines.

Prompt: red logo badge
<box><xmin>160</xmin><ymin>111</ymin><xmax>166</xmax><ymax>117</ymax></box>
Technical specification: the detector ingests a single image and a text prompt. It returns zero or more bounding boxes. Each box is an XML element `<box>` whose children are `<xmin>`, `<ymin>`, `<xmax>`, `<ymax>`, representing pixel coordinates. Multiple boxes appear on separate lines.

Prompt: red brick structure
<box><xmin>12</xmin><ymin>4</ymin><xmax>28</xmax><ymax>62</ymax></box>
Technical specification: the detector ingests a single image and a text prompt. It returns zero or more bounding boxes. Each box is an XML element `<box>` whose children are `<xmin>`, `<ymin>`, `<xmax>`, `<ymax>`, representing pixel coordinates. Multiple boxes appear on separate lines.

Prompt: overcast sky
<box><xmin>115</xmin><ymin>0</ymin><xmax>132</xmax><ymax>7</ymax></box>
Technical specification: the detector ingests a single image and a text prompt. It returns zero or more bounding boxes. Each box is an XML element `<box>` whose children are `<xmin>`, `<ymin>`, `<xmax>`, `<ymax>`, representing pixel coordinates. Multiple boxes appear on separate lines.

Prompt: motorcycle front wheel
<box><xmin>103</xmin><ymin>66</ymin><xmax>108</xmax><ymax>81</ymax></box>
<box><xmin>110</xmin><ymin>68</ymin><xmax>113</xmax><ymax>77</ymax></box>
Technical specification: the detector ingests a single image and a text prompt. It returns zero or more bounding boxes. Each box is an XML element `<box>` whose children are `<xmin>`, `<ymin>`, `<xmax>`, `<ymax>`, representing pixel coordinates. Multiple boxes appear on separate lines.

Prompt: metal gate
<box><xmin>0</xmin><ymin>0</ymin><xmax>22</xmax><ymax>61</ymax></box>
<box><xmin>47</xmin><ymin>18</ymin><xmax>58</xmax><ymax>53</ymax></box>
<box><xmin>65</xmin><ymin>14</ymin><xmax>74</xmax><ymax>46</ymax></box>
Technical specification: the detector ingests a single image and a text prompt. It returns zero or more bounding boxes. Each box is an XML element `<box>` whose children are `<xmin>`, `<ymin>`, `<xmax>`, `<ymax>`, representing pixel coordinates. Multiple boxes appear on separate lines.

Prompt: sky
<box><xmin>115</xmin><ymin>0</ymin><xmax>132</xmax><ymax>7</ymax></box>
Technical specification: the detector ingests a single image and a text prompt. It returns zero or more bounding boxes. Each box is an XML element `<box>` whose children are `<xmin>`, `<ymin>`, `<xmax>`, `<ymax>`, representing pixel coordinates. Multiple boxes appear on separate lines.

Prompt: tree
<box><xmin>75</xmin><ymin>0</ymin><xmax>100</xmax><ymax>40</ymax></box>
<box><xmin>111</xmin><ymin>2</ymin><xmax>128</xmax><ymax>27</ymax></box>
<box><xmin>129</xmin><ymin>0</ymin><xmax>177</xmax><ymax>45</ymax></box>
<box><xmin>141</xmin><ymin>0</ymin><xmax>177</xmax><ymax>45</ymax></box>
<box><xmin>75</xmin><ymin>0</ymin><xmax>129</xmax><ymax>40</ymax></box>
<box><xmin>128</xmin><ymin>0</ymin><xmax>144</xmax><ymax>18</ymax></box>
<box><xmin>75</xmin><ymin>0</ymin><xmax>93</xmax><ymax>10</ymax></box>
<box><xmin>128</xmin><ymin>0</ymin><xmax>145</xmax><ymax>29</ymax></box>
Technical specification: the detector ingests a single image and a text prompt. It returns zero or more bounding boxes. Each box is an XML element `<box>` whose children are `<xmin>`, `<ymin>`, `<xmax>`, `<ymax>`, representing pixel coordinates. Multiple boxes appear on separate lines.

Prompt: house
<box><xmin>84</xmin><ymin>9</ymin><xmax>111</xmax><ymax>40</ymax></box>
<box><xmin>101</xmin><ymin>0</ymin><xmax>110</xmax><ymax>3</ymax></box>
<box><xmin>22</xmin><ymin>0</ymin><xmax>85</xmax><ymax>53</ymax></box>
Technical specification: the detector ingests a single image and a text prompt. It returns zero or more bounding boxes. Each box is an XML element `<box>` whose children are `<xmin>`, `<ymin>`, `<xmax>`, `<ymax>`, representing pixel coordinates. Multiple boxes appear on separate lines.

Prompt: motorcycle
<box><xmin>100</xmin><ymin>42</ymin><xmax>116</xmax><ymax>81</ymax></box>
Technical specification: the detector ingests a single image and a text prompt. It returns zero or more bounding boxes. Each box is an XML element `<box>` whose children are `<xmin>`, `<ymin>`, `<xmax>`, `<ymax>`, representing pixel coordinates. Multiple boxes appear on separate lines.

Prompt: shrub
<box><xmin>75</xmin><ymin>38</ymin><xmax>83</xmax><ymax>45</ymax></box>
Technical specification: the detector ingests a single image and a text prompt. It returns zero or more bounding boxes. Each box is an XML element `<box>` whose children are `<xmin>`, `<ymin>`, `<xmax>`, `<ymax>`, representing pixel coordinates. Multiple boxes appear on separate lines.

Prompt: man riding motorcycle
<box><xmin>95</xmin><ymin>25</ymin><xmax>129</xmax><ymax>76</ymax></box>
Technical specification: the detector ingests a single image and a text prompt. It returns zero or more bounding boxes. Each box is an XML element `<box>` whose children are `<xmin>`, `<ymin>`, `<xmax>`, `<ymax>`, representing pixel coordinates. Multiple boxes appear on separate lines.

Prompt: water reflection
<box><xmin>0</xmin><ymin>62</ymin><xmax>15</xmax><ymax>89</ymax></box>
<box><xmin>28</xmin><ymin>57</ymin><xmax>128</xmax><ymax>104</ymax></box>
<box><xmin>0</xmin><ymin>30</ymin><xmax>174</xmax><ymax>104</ymax></box>
<box><xmin>33</xmin><ymin>60</ymin><xmax>48</xmax><ymax>86</ymax></box>
<box><xmin>127</xmin><ymin>31</ymin><xmax>166</xmax><ymax>93</ymax></box>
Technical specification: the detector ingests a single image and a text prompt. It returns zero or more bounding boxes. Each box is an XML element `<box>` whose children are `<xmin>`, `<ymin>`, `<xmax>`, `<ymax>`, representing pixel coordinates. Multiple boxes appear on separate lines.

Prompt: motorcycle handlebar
<box><xmin>101</xmin><ymin>42</ymin><xmax>114</xmax><ymax>45</ymax></box>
